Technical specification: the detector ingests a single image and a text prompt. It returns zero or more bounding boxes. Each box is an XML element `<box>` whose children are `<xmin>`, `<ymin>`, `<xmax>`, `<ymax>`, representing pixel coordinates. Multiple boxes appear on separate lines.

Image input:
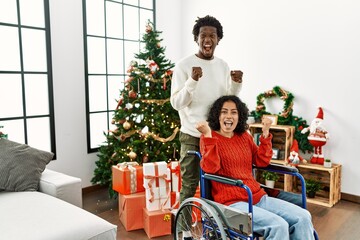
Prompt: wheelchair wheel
<box><xmin>174</xmin><ymin>197</ymin><xmax>227</xmax><ymax>240</ymax></box>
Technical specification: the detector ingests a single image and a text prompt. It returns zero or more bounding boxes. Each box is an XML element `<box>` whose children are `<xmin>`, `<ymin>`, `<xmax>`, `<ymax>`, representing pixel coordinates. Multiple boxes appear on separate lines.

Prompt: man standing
<box><xmin>170</xmin><ymin>15</ymin><xmax>243</xmax><ymax>211</ymax></box>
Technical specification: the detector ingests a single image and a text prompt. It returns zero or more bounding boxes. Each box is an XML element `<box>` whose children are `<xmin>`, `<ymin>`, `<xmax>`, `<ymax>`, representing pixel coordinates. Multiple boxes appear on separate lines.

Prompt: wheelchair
<box><xmin>173</xmin><ymin>150</ymin><xmax>319</xmax><ymax>240</ymax></box>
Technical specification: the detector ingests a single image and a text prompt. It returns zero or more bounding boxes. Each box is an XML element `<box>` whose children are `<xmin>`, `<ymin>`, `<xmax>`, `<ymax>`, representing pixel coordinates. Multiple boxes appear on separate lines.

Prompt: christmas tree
<box><xmin>91</xmin><ymin>21</ymin><xmax>181</xmax><ymax>197</ymax></box>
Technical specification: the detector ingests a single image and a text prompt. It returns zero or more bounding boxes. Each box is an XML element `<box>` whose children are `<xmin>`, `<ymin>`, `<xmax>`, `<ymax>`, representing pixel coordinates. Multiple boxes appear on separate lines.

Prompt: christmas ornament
<box><xmin>287</xmin><ymin>139</ymin><xmax>307</xmax><ymax>166</ymax></box>
<box><xmin>125</xmin><ymin>83</ymin><xmax>131</xmax><ymax>90</ymax></box>
<box><xmin>127</xmin><ymin>151</ymin><xmax>137</xmax><ymax>160</ymax></box>
<box><xmin>147</xmin><ymin>60</ymin><xmax>159</xmax><ymax>74</ymax></box>
<box><xmin>123</xmin><ymin>121</ymin><xmax>131</xmax><ymax>130</ymax></box>
<box><xmin>125</xmin><ymin>103</ymin><xmax>133</xmax><ymax>109</ymax></box>
<box><xmin>115</xmin><ymin>98</ymin><xmax>123</xmax><ymax>110</ymax></box>
<box><xmin>128</xmin><ymin>90</ymin><xmax>137</xmax><ymax>98</ymax></box>
<box><xmin>145</xmin><ymin>24</ymin><xmax>152</xmax><ymax>33</ymax></box>
<box><xmin>142</xmin><ymin>154</ymin><xmax>149</xmax><ymax>163</ymax></box>
<box><xmin>301</xmin><ymin>107</ymin><xmax>329</xmax><ymax>165</ymax></box>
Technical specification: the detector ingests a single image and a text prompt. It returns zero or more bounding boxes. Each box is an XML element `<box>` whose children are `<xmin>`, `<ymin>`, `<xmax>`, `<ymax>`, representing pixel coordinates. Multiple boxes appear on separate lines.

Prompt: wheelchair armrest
<box><xmin>204</xmin><ymin>173</ymin><xmax>243</xmax><ymax>187</ymax></box>
<box><xmin>254</xmin><ymin>163</ymin><xmax>298</xmax><ymax>174</ymax></box>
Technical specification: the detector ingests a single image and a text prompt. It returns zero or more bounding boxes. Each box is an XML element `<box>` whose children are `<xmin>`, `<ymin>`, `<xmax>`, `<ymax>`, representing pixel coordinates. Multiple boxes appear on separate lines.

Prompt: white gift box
<box><xmin>143</xmin><ymin>162</ymin><xmax>171</xmax><ymax>211</ymax></box>
<box><xmin>170</xmin><ymin>161</ymin><xmax>181</xmax><ymax>192</ymax></box>
<box><xmin>145</xmin><ymin>186</ymin><xmax>171</xmax><ymax>211</ymax></box>
<box><xmin>143</xmin><ymin>162</ymin><xmax>170</xmax><ymax>188</ymax></box>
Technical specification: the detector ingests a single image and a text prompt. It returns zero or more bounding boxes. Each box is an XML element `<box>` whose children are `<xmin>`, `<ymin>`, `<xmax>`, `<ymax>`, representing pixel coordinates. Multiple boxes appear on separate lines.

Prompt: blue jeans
<box><xmin>230</xmin><ymin>195</ymin><xmax>315</xmax><ymax>240</ymax></box>
<box><xmin>277</xmin><ymin>191</ymin><xmax>304</xmax><ymax>208</ymax></box>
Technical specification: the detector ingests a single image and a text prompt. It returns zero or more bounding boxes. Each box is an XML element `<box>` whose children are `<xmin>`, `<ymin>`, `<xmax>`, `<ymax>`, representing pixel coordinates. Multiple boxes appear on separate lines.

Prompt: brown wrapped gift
<box><xmin>119</xmin><ymin>192</ymin><xmax>145</xmax><ymax>231</ymax></box>
<box><xmin>143</xmin><ymin>208</ymin><xmax>172</xmax><ymax>238</ymax></box>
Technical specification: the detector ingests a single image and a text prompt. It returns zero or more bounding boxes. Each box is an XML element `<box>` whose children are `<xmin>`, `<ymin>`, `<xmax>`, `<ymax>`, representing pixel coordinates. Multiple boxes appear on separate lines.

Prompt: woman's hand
<box><xmin>196</xmin><ymin>121</ymin><xmax>212</xmax><ymax>137</ymax></box>
<box><xmin>261</xmin><ymin>117</ymin><xmax>272</xmax><ymax>138</ymax></box>
<box><xmin>230</xmin><ymin>70</ymin><xmax>243</xmax><ymax>83</ymax></box>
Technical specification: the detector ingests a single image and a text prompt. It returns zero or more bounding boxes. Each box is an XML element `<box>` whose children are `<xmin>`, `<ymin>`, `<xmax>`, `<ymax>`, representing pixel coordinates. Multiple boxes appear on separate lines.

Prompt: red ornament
<box><xmin>147</xmin><ymin>60</ymin><xmax>159</xmax><ymax>74</ymax></box>
<box><xmin>115</xmin><ymin>98</ymin><xmax>123</xmax><ymax>110</ymax></box>
<box><xmin>129</xmin><ymin>90</ymin><xmax>137</xmax><ymax>98</ymax></box>
<box><xmin>142</xmin><ymin>155</ymin><xmax>149</xmax><ymax>163</ymax></box>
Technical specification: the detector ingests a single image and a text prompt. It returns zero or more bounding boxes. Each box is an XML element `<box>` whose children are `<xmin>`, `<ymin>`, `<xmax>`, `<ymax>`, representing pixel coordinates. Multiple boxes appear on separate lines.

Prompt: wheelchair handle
<box><xmin>204</xmin><ymin>173</ymin><xmax>244</xmax><ymax>187</ymax></box>
<box><xmin>187</xmin><ymin>150</ymin><xmax>202</xmax><ymax>159</ymax></box>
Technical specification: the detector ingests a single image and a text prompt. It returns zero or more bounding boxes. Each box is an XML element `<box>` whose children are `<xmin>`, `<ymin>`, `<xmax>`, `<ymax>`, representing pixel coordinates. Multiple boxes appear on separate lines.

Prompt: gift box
<box><xmin>143</xmin><ymin>162</ymin><xmax>170</xmax><ymax>189</ymax></box>
<box><xmin>171</xmin><ymin>191</ymin><xmax>180</xmax><ymax>209</ymax></box>
<box><xmin>145</xmin><ymin>186</ymin><xmax>171</xmax><ymax>211</ymax></box>
<box><xmin>112</xmin><ymin>162</ymin><xmax>144</xmax><ymax>195</ymax></box>
<box><xmin>143</xmin><ymin>208</ymin><xmax>172</xmax><ymax>238</ymax></box>
<box><xmin>118</xmin><ymin>192</ymin><xmax>146</xmax><ymax>231</ymax></box>
<box><xmin>143</xmin><ymin>162</ymin><xmax>171</xmax><ymax>211</ymax></box>
<box><xmin>169</xmin><ymin>161</ymin><xmax>181</xmax><ymax>192</ymax></box>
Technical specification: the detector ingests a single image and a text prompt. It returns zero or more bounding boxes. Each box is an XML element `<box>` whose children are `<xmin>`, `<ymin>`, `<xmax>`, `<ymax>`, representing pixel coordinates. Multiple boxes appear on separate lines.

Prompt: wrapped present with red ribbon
<box><xmin>170</xmin><ymin>191</ymin><xmax>180</xmax><ymax>209</ymax></box>
<box><xmin>112</xmin><ymin>162</ymin><xmax>144</xmax><ymax>195</ymax></box>
<box><xmin>143</xmin><ymin>208</ymin><xmax>172</xmax><ymax>238</ymax></box>
<box><xmin>143</xmin><ymin>162</ymin><xmax>171</xmax><ymax>211</ymax></box>
<box><xmin>119</xmin><ymin>192</ymin><xmax>145</xmax><ymax>231</ymax></box>
<box><xmin>169</xmin><ymin>161</ymin><xmax>181</xmax><ymax>192</ymax></box>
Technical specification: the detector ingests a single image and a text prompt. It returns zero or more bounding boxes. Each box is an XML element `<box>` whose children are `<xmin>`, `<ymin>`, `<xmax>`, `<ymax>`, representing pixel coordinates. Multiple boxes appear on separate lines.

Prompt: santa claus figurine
<box><xmin>287</xmin><ymin>139</ymin><xmax>307</xmax><ymax>166</ymax></box>
<box><xmin>301</xmin><ymin>107</ymin><xmax>330</xmax><ymax>165</ymax></box>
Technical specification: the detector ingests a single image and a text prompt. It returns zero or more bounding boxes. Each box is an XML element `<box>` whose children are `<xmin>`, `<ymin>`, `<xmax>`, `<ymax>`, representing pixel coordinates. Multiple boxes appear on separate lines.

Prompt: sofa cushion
<box><xmin>0</xmin><ymin>139</ymin><xmax>54</xmax><ymax>191</ymax></box>
<box><xmin>0</xmin><ymin>191</ymin><xmax>117</xmax><ymax>240</ymax></box>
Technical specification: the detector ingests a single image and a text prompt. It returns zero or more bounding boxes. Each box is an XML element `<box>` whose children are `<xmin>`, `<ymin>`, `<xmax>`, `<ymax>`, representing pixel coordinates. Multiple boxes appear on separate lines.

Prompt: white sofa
<box><xmin>0</xmin><ymin>169</ymin><xmax>117</xmax><ymax>240</ymax></box>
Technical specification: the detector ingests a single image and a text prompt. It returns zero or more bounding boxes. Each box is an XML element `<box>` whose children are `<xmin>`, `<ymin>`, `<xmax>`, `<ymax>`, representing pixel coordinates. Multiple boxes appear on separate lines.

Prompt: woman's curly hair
<box><xmin>192</xmin><ymin>15</ymin><xmax>224</xmax><ymax>42</ymax></box>
<box><xmin>207</xmin><ymin>95</ymin><xmax>249</xmax><ymax>134</ymax></box>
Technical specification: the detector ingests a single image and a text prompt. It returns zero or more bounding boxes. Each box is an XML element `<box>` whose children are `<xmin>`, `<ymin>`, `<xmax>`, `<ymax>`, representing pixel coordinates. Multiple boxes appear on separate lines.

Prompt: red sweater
<box><xmin>200</xmin><ymin>131</ymin><xmax>273</xmax><ymax>206</ymax></box>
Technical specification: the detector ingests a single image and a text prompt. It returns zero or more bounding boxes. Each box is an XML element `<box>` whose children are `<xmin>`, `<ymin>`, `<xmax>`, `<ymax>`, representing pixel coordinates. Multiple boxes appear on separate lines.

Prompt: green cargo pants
<box><xmin>179</xmin><ymin>132</ymin><xmax>200</xmax><ymax>203</ymax></box>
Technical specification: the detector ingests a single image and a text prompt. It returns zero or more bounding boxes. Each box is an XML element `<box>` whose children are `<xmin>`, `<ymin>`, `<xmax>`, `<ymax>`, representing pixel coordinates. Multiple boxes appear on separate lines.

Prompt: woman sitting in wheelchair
<box><xmin>196</xmin><ymin>95</ymin><xmax>315</xmax><ymax>240</ymax></box>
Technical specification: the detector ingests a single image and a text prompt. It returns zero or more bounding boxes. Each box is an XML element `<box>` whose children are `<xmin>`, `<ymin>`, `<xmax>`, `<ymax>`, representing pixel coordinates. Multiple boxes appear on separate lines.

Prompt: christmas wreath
<box><xmin>250</xmin><ymin>86</ymin><xmax>313</xmax><ymax>153</ymax></box>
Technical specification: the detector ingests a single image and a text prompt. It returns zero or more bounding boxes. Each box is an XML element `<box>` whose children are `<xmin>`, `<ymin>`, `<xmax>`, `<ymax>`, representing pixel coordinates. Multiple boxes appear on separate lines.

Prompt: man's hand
<box><xmin>261</xmin><ymin>117</ymin><xmax>272</xmax><ymax>138</ymax></box>
<box><xmin>192</xmin><ymin>67</ymin><xmax>203</xmax><ymax>81</ymax></box>
<box><xmin>196</xmin><ymin>121</ymin><xmax>212</xmax><ymax>137</ymax></box>
<box><xmin>230</xmin><ymin>70</ymin><xmax>243</xmax><ymax>83</ymax></box>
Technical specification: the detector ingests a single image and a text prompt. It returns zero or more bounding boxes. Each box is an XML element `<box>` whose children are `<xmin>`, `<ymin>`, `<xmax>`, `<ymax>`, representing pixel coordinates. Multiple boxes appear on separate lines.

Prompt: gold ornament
<box><xmin>123</xmin><ymin>121</ymin><xmax>131</xmax><ymax>130</ymax></box>
<box><xmin>127</xmin><ymin>151</ymin><xmax>137</xmax><ymax>160</ymax></box>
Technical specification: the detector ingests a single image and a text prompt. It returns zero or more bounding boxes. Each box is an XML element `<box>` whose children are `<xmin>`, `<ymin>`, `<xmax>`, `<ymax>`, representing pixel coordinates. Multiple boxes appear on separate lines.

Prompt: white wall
<box><xmin>47</xmin><ymin>0</ymin><xmax>360</xmax><ymax>197</ymax></box>
<box><xmin>47</xmin><ymin>0</ymin><xmax>98</xmax><ymax>187</ymax></box>
<box><xmin>157</xmin><ymin>0</ymin><xmax>360</xmax><ymax>196</ymax></box>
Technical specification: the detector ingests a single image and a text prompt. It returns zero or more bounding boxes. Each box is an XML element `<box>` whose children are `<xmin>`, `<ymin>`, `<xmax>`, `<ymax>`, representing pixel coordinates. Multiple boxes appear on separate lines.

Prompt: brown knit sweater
<box><xmin>200</xmin><ymin>130</ymin><xmax>273</xmax><ymax>206</ymax></box>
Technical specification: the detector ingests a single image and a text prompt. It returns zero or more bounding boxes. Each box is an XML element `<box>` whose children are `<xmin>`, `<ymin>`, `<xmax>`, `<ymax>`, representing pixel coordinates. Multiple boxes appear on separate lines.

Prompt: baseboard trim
<box><xmin>82</xmin><ymin>184</ymin><xmax>107</xmax><ymax>195</ymax></box>
<box><xmin>341</xmin><ymin>192</ymin><xmax>360</xmax><ymax>204</ymax></box>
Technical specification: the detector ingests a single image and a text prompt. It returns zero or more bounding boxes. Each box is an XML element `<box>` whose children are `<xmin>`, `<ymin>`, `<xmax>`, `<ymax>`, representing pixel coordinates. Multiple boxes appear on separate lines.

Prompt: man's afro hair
<box><xmin>192</xmin><ymin>15</ymin><xmax>223</xmax><ymax>41</ymax></box>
